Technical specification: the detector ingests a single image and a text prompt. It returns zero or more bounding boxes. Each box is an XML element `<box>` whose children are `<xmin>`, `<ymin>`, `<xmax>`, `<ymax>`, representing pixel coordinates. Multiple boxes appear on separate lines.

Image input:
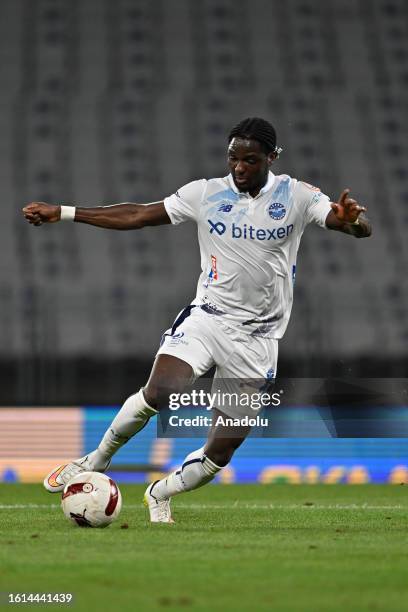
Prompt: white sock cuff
<box><xmin>138</xmin><ymin>388</ymin><xmax>158</xmax><ymax>416</ymax></box>
<box><xmin>202</xmin><ymin>454</ymin><xmax>223</xmax><ymax>476</ymax></box>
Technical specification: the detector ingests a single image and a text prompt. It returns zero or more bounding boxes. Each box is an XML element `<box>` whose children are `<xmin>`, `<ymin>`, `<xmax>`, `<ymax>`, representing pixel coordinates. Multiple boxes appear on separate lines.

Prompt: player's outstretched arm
<box><xmin>22</xmin><ymin>201</ymin><xmax>171</xmax><ymax>230</ymax></box>
<box><xmin>326</xmin><ymin>189</ymin><xmax>372</xmax><ymax>238</ymax></box>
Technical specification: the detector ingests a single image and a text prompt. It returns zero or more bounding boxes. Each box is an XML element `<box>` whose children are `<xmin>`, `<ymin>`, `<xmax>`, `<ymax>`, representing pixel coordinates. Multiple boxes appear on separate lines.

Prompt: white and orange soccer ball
<box><xmin>61</xmin><ymin>472</ymin><xmax>122</xmax><ymax>528</ymax></box>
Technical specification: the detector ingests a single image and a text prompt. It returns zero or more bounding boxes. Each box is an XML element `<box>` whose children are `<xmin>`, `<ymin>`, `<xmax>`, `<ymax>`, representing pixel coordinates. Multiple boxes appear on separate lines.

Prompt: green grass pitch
<box><xmin>1</xmin><ymin>483</ymin><xmax>408</xmax><ymax>611</ymax></box>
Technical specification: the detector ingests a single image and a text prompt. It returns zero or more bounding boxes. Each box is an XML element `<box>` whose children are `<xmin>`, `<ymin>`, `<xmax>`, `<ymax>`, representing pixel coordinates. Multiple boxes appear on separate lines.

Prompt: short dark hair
<box><xmin>228</xmin><ymin>117</ymin><xmax>277</xmax><ymax>154</ymax></box>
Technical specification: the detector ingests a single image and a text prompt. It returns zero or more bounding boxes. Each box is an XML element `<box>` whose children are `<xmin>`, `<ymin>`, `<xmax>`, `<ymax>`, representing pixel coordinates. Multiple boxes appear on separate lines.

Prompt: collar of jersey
<box><xmin>227</xmin><ymin>171</ymin><xmax>275</xmax><ymax>199</ymax></box>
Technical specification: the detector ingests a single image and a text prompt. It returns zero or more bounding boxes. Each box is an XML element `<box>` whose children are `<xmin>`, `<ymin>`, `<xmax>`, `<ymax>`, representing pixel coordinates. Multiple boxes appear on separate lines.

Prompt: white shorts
<box><xmin>156</xmin><ymin>305</ymin><xmax>278</xmax><ymax>418</ymax></box>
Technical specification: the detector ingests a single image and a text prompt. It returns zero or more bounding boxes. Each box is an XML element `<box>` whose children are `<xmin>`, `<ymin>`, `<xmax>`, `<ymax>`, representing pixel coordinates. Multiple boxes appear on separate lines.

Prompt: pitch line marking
<box><xmin>161</xmin><ymin>503</ymin><xmax>408</xmax><ymax>510</ymax></box>
<box><xmin>0</xmin><ymin>503</ymin><xmax>406</xmax><ymax>510</ymax></box>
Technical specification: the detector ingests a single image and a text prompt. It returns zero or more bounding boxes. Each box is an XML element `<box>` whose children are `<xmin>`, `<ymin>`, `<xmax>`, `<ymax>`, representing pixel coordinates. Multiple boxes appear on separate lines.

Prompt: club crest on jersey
<box><xmin>268</xmin><ymin>202</ymin><xmax>286</xmax><ymax>221</ymax></box>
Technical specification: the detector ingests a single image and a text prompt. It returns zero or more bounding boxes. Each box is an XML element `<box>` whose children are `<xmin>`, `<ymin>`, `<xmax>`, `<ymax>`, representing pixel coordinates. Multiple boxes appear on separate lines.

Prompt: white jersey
<box><xmin>163</xmin><ymin>172</ymin><xmax>332</xmax><ymax>339</ymax></box>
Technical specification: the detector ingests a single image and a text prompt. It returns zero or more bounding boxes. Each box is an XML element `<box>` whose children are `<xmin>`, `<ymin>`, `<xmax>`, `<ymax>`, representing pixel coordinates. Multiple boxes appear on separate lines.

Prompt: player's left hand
<box><xmin>330</xmin><ymin>189</ymin><xmax>366</xmax><ymax>224</ymax></box>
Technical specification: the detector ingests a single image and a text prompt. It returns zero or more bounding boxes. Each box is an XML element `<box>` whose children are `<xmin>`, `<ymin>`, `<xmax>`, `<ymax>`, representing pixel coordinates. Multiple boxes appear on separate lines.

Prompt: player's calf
<box><xmin>95</xmin><ymin>389</ymin><xmax>158</xmax><ymax>463</ymax></box>
<box><xmin>43</xmin><ymin>388</ymin><xmax>157</xmax><ymax>493</ymax></box>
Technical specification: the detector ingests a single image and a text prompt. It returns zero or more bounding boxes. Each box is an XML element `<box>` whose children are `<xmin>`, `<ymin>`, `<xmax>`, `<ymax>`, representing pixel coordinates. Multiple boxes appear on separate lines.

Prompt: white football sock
<box><xmin>88</xmin><ymin>389</ymin><xmax>157</xmax><ymax>470</ymax></box>
<box><xmin>151</xmin><ymin>446</ymin><xmax>222</xmax><ymax>500</ymax></box>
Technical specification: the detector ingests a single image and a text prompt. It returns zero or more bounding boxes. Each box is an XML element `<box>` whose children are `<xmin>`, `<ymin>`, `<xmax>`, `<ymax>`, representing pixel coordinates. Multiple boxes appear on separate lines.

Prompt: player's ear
<box><xmin>267</xmin><ymin>152</ymin><xmax>276</xmax><ymax>165</ymax></box>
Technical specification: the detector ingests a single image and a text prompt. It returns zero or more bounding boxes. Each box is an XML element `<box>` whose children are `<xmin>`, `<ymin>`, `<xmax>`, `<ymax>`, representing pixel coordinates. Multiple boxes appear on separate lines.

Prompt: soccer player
<box><xmin>23</xmin><ymin>117</ymin><xmax>371</xmax><ymax>523</ymax></box>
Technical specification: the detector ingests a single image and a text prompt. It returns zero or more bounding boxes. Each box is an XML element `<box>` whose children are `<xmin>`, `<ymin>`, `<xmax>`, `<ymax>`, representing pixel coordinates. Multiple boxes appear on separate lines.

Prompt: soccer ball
<box><xmin>61</xmin><ymin>472</ymin><xmax>122</xmax><ymax>528</ymax></box>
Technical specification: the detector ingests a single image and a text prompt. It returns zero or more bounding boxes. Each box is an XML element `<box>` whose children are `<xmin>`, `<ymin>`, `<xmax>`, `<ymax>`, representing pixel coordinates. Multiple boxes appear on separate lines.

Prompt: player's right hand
<box><xmin>22</xmin><ymin>202</ymin><xmax>61</xmax><ymax>226</ymax></box>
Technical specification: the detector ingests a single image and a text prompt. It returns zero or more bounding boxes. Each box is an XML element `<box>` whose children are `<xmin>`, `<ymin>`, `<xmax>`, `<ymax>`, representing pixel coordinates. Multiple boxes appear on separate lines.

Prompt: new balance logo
<box><xmin>208</xmin><ymin>220</ymin><xmax>294</xmax><ymax>241</ymax></box>
<box><xmin>218</xmin><ymin>203</ymin><xmax>233</xmax><ymax>213</ymax></box>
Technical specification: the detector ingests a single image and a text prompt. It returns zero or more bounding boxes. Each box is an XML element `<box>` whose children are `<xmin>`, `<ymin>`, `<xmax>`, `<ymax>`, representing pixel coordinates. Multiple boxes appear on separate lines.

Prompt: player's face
<box><xmin>227</xmin><ymin>138</ymin><xmax>274</xmax><ymax>197</ymax></box>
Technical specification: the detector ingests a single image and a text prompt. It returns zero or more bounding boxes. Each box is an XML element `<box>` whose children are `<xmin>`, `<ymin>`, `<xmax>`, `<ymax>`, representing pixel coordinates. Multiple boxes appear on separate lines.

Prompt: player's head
<box><xmin>227</xmin><ymin>117</ymin><xmax>282</xmax><ymax>195</ymax></box>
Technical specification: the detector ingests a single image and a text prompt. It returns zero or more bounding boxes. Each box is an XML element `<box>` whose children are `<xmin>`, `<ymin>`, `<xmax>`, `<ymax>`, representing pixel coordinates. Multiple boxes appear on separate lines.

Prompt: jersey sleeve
<box><xmin>296</xmin><ymin>181</ymin><xmax>332</xmax><ymax>228</ymax></box>
<box><xmin>163</xmin><ymin>179</ymin><xmax>207</xmax><ymax>225</ymax></box>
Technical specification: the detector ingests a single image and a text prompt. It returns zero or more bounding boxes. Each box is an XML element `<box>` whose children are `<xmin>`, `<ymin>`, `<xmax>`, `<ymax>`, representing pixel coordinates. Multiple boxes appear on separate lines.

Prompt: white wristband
<box><xmin>60</xmin><ymin>205</ymin><xmax>76</xmax><ymax>221</ymax></box>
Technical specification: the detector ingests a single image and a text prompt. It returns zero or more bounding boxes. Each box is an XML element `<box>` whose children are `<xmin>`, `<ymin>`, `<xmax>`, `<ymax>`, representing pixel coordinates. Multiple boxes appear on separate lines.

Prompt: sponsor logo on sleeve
<box><xmin>310</xmin><ymin>193</ymin><xmax>324</xmax><ymax>205</ymax></box>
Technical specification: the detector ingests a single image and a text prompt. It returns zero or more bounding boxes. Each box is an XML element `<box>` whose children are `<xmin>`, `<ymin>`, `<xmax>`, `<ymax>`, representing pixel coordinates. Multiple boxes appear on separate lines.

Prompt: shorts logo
<box><xmin>208</xmin><ymin>219</ymin><xmax>226</xmax><ymax>235</ymax></box>
<box><xmin>169</xmin><ymin>331</ymin><xmax>187</xmax><ymax>346</ymax></box>
<box><xmin>266</xmin><ymin>367</ymin><xmax>275</xmax><ymax>380</ymax></box>
<box><xmin>218</xmin><ymin>203</ymin><xmax>233</xmax><ymax>213</ymax></box>
<box><xmin>268</xmin><ymin>202</ymin><xmax>286</xmax><ymax>220</ymax></box>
